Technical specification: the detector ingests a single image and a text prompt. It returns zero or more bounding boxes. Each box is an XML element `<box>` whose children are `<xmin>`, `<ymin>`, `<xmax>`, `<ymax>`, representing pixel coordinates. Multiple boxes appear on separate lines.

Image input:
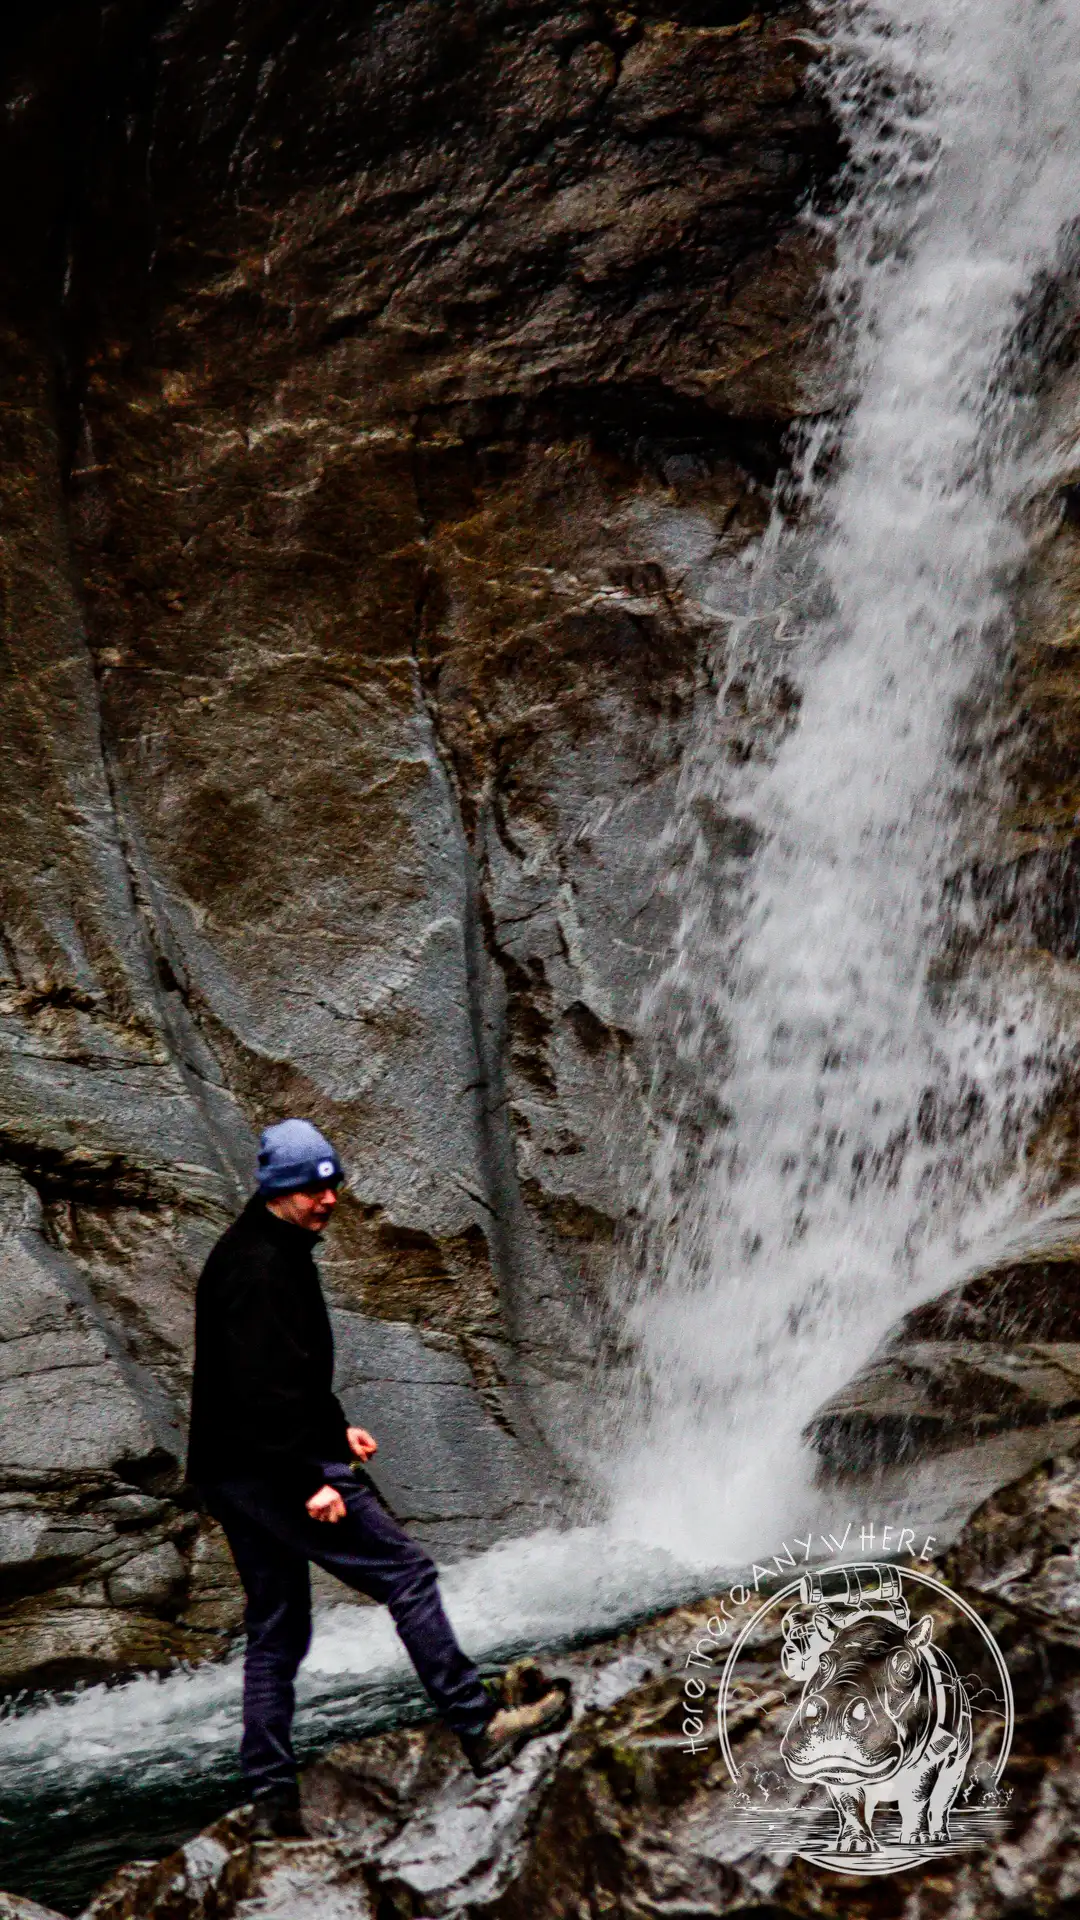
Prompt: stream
<box><xmin>7</xmin><ymin>0</ymin><xmax>1080</xmax><ymax>1909</ymax></box>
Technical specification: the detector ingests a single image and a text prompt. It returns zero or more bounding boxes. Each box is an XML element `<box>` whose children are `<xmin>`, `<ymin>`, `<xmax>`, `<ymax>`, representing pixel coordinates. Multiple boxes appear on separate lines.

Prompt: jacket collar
<box><xmin>244</xmin><ymin>1193</ymin><xmax>320</xmax><ymax>1252</ymax></box>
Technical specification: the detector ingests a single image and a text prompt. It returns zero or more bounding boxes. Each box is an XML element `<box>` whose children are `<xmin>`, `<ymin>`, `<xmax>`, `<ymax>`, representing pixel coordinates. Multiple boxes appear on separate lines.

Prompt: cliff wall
<box><xmin>0</xmin><ymin>0</ymin><xmax>835</xmax><ymax>1690</ymax></box>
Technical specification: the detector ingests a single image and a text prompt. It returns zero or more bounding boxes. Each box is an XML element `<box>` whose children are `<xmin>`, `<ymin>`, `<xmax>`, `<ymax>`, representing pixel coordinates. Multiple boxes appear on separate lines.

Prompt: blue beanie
<box><xmin>257</xmin><ymin>1118</ymin><xmax>343</xmax><ymax>1196</ymax></box>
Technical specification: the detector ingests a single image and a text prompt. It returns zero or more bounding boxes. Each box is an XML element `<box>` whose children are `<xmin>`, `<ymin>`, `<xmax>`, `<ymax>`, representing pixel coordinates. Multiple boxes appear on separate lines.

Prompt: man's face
<box><xmin>268</xmin><ymin>1183</ymin><xmax>339</xmax><ymax>1232</ymax></box>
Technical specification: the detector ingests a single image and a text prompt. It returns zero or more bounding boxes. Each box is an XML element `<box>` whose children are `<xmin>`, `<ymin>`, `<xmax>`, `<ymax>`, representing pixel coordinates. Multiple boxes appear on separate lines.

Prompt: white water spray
<box><xmin>4</xmin><ymin>4</ymin><xmax>1080</xmax><ymax>1889</ymax></box>
<box><xmin>0</xmin><ymin>1527</ymin><xmax>702</xmax><ymax>1900</ymax></box>
<box><xmin>611</xmin><ymin>0</ymin><xmax>1080</xmax><ymax>1558</ymax></box>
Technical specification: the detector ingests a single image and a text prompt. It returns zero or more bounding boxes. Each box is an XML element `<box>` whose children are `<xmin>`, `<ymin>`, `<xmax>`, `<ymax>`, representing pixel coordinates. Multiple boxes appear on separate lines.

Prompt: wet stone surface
<box><xmin>6</xmin><ymin>1445</ymin><xmax>1073</xmax><ymax>1919</ymax></box>
<box><xmin>0</xmin><ymin>0</ymin><xmax>834</xmax><ymax>1688</ymax></box>
<box><xmin>812</xmin><ymin>1252</ymin><xmax>1080</xmax><ymax>1475</ymax></box>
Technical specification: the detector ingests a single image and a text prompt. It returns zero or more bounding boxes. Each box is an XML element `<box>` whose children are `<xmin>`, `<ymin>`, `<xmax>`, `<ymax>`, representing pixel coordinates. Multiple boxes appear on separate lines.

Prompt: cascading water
<box><xmin>609</xmin><ymin>0</ymin><xmax>1080</xmax><ymax>1560</ymax></box>
<box><xmin>5</xmin><ymin>2</ymin><xmax>1080</xmax><ymax>1904</ymax></box>
<box><xmin>0</xmin><ymin>1529</ymin><xmax>700</xmax><ymax>1910</ymax></box>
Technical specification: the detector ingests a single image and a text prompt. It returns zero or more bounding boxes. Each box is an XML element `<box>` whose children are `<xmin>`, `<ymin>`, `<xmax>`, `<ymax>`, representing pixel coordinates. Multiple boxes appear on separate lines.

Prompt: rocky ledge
<box><xmin>812</xmin><ymin>1247</ymin><xmax>1080</xmax><ymax>1474</ymax></box>
<box><xmin>5</xmin><ymin>1443</ymin><xmax>1080</xmax><ymax>1920</ymax></box>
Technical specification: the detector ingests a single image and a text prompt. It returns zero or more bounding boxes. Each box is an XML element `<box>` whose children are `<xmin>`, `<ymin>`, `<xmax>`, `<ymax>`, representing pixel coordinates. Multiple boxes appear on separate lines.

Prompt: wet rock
<box><xmin>0</xmin><ymin>1187</ymin><xmax>158</xmax><ymax>1478</ymax></box>
<box><xmin>943</xmin><ymin>1451</ymin><xmax>1080</xmax><ymax>1636</ymax></box>
<box><xmin>810</xmin><ymin>1245</ymin><xmax>1080</xmax><ymax>1475</ymax></box>
<box><xmin>105</xmin><ymin>1542</ymin><xmax>187</xmax><ymax>1611</ymax></box>
<box><xmin>905</xmin><ymin>1257</ymin><xmax>1080</xmax><ymax>1344</ymax></box>
<box><xmin>176</xmin><ymin>1524</ymin><xmax>244</xmax><ymax>1638</ymax></box>
<box><xmin>0</xmin><ymin>1597</ymin><xmax>217</xmax><ymax>1697</ymax></box>
<box><xmin>0</xmin><ymin>1895</ymin><xmax>66</xmax><ymax>1920</ymax></box>
<box><xmin>332</xmin><ymin>1315</ymin><xmax>552</xmax><ymax>1554</ymax></box>
<box><xmin>77</xmin><ymin>1820</ymin><xmax>259</xmax><ymax>1920</ymax></box>
<box><xmin>0</xmin><ymin>1471</ymin><xmax>218</xmax><ymax>1687</ymax></box>
<box><xmin>0</xmin><ymin>0</ymin><xmax>836</xmax><ymax>1679</ymax></box>
<box><xmin>812</xmin><ymin>1338</ymin><xmax>1080</xmax><ymax>1470</ymax></box>
<box><xmin>95</xmin><ymin>1498</ymin><xmax>169</xmax><ymax>1529</ymax></box>
<box><xmin>51</xmin><ymin>1446</ymin><xmax>1080</xmax><ymax>1918</ymax></box>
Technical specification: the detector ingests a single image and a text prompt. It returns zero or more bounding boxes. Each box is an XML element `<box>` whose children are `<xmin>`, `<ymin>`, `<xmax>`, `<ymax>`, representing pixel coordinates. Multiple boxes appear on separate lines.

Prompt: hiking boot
<box><xmin>461</xmin><ymin>1662</ymin><xmax>572</xmax><ymax>1778</ymax></box>
<box><xmin>249</xmin><ymin>1786</ymin><xmax>308</xmax><ymax>1840</ymax></box>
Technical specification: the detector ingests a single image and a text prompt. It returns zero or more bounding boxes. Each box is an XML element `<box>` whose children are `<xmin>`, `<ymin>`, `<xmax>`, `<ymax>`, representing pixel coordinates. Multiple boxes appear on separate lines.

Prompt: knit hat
<box><xmin>256</xmin><ymin>1118</ymin><xmax>343</xmax><ymax>1196</ymax></box>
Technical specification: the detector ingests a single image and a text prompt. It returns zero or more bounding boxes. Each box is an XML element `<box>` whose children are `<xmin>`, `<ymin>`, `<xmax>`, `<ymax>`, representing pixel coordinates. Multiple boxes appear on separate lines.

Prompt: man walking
<box><xmin>187</xmin><ymin>1117</ymin><xmax>570</xmax><ymax>1836</ymax></box>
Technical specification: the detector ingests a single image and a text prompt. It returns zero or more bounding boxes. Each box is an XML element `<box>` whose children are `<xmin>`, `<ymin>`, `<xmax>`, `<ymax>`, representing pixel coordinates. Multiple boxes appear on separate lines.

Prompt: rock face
<box><xmin>811</xmin><ymin>1247</ymin><xmax>1080</xmax><ymax>1477</ymax></box>
<box><xmin>0</xmin><ymin>0</ymin><xmax>836</xmax><ymax>1688</ymax></box>
<box><xmin>19</xmin><ymin>1443</ymin><xmax>1079</xmax><ymax>1920</ymax></box>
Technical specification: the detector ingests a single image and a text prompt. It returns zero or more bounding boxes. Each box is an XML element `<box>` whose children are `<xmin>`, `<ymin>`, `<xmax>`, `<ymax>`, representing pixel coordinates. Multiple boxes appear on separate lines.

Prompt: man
<box><xmin>187</xmin><ymin>1117</ymin><xmax>570</xmax><ymax>1837</ymax></box>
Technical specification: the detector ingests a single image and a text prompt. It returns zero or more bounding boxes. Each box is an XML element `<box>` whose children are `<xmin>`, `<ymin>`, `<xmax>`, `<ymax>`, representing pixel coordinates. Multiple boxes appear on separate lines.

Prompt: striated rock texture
<box><xmin>0</xmin><ymin>1</ymin><xmax>836</xmax><ymax>1687</ymax></box>
<box><xmin>17</xmin><ymin>1443</ymin><xmax>1080</xmax><ymax>1920</ymax></box>
<box><xmin>810</xmin><ymin>1251</ymin><xmax>1080</xmax><ymax>1475</ymax></box>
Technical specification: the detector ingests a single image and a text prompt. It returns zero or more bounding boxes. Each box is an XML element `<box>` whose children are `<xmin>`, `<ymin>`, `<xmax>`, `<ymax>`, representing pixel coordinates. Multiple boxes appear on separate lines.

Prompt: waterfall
<box><xmin>610</xmin><ymin>0</ymin><xmax>1080</xmax><ymax>1560</ymax></box>
<box><xmin>5</xmin><ymin>4</ymin><xmax>1080</xmax><ymax>1894</ymax></box>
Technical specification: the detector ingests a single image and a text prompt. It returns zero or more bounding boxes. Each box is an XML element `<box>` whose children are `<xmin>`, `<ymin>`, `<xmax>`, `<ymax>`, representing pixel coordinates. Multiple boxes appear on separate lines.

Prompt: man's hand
<box><xmin>306</xmin><ymin>1484</ymin><xmax>346</xmax><ymax>1523</ymax></box>
<box><xmin>304</xmin><ymin>1429</ymin><xmax>376</xmax><ymax>1520</ymax></box>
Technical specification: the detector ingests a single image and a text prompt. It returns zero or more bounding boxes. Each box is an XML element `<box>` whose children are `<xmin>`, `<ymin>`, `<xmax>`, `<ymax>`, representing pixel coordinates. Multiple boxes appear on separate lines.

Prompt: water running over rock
<box><xmin>0</xmin><ymin>1529</ymin><xmax>703</xmax><ymax>1910</ymax></box>
<box><xmin>612</xmin><ymin>0</ymin><xmax>1080</xmax><ymax>1561</ymax></box>
<box><xmin>6</xmin><ymin>2</ymin><xmax>1080</xmax><ymax>1906</ymax></box>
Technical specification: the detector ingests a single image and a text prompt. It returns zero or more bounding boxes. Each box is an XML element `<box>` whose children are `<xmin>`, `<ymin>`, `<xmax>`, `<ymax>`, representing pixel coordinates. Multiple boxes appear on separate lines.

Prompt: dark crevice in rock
<box><xmin>501</xmin><ymin>954</ymin><xmax>559</xmax><ymax>1098</ymax></box>
<box><xmin>552</xmin><ymin>383</ymin><xmax>793</xmax><ymax>488</ymax></box>
<box><xmin>564</xmin><ymin>998</ymin><xmax>635</xmax><ymax>1058</ymax></box>
<box><xmin>1059</xmin><ymin>481</ymin><xmax>1080</xmax><ymax>527</ymax></box>
<box><xmin>77</xmin><ymin>569</ymin><xmax>253</xmax><ymax>1213</ymax></box>
<box><xmin>409</xmin><ymin>387</ymin><xmax>795</xmax><ymax>492</ymax></box>
<box><xmin>0</xmin><ymin>1139</ymin><xmax>174</xmax><ymax>1210</ymax></box>
<box><xmin>405</xmin><ymin>516</ymin><xmax>573</xmax><ymax>1482</ymax></box>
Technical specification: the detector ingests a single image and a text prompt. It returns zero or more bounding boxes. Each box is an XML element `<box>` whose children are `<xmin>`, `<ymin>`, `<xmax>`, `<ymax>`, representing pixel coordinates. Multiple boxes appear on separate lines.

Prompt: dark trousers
<box><xmin>205</xmin><ymin>1464</ymin><xmax>492</xmax><ymax>1796</ymax></box>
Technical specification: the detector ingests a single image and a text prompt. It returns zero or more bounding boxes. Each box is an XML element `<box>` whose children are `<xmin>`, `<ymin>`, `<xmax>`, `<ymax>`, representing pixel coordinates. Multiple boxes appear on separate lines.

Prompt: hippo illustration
<box><xmin>781</xmin><ymin>1566</ymin><xmax>910</xmax><ymax>1682</ymax></box>
<box><xmin>781</xmin><ymin>1597</ymin><xmax>908</xmax><ymax>1683</ymax></box>
<box><xmin>780</xmin><ymin>1611</ymin><xmax>972</xmax><ymax>1853</ymax></box>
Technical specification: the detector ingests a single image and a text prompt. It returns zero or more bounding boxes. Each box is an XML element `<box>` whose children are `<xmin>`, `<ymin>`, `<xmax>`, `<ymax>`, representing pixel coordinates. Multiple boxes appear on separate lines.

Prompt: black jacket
<box><xmin>186</xmin><ymin>1195</ymin><xmax>350</xmax><ymax>1498</ymax></box>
